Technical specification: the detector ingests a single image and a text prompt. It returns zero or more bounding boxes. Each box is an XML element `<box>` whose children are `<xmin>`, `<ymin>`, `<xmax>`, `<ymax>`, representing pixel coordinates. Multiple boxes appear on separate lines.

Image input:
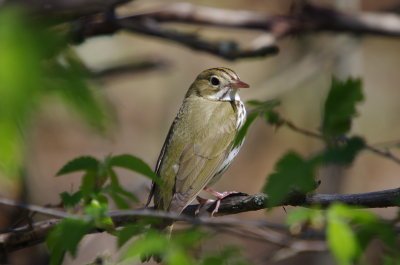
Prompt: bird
<box><xmin>144</xmin><ymin>67</ymin><xmax>249</xmax><ymax>261</ymax></box>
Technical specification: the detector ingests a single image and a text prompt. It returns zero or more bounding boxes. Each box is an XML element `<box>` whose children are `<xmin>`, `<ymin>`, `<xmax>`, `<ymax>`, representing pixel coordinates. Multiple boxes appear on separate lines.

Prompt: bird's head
<box><xmin>186</xmin><ymin>67</ymin><xmax>249</xmax><ymax>101</ymax></box>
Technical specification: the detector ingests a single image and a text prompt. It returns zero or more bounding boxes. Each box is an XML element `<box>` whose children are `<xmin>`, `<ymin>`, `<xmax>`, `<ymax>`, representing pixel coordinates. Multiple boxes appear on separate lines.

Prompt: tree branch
<box><xmin>0</xmin><ymin>187</ymin><xmax>399</xmax><ymax>253</ymax></box>
<box><xmin>69</xmin><ymin>2</ymin><xmax>400</xmax><ymax>60</ymax></box>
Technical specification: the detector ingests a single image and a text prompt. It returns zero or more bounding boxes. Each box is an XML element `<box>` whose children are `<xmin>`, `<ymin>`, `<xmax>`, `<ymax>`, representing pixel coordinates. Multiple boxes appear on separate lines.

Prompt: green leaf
<box><xmin>80</xmin><ymin>172</ymin><xmax>98</xmax><ymax>200</ymax></box>
<box><xmin>60</xmin><ymin>191</ymin><xmax>82</xmax><ymax>208</ymax></box>
<box><xmin>233</xmin><ymin>111</ymin><xmax>258</xmax><ymax>147</ymax></box>
<box><xmin>47</xmin><ymin>218</ymin><xmax>94</xmax><ymax>265</ymax></box>
<box><xmin>56</xmin><ymin>156</ymin><xmax>99</xmax><ymax>176</ymax></box>
<box><xmin>263</xmin><ymin>152</ymin><xmax>317</xmax><ymax>207</ymax></box>
<box><xmin>322</xmin><ymin>136</ymin><xmax>365</xmax><ymax>164</ymax></box>
<box><xmin>322</xmin><ymin>77</ymin><xmax>363</xmax><ymax>137</ymax></box>
<box><xmin>110</xmin><ymin>154</ymin><xmax>160</xmax><ymax>184</ymax></box>
<box><xmin>327</xmin><ymin>218</ymin><xmax>360</xmax><ymax>265</ymax></box>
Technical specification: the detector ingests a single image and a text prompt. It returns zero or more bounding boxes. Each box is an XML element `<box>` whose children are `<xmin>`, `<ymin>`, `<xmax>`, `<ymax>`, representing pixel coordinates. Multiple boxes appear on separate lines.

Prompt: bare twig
<box><xmin>92</xmin><ymin>57</ymin><xmax>171</xmax><ymax>78</ymax></box>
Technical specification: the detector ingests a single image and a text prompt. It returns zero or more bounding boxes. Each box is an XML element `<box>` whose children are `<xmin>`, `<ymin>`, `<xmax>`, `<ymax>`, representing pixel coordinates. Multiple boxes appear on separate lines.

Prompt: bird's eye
<box><xmin>210</xmin><ymin>76</ymin><xmax>220</xmax><ymax>87</ymax></box>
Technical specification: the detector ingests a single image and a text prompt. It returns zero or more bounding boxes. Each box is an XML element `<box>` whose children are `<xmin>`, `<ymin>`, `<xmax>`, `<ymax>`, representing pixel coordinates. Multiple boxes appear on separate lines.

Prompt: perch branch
<box><xmin>0</xmin><ymin>187</ymin><xmax>399</xmax><ymax>252</ymax></box>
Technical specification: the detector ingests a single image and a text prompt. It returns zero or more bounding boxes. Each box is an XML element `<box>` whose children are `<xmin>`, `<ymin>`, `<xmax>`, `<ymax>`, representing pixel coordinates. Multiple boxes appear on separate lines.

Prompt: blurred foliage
<box><xmin>287</xmin><ymin>205</ymin><xmax>398</xmax><ymax>265</ymax></box>
<box><xmin>0</xmin><ymin>5</ymin><xmax>109</xmax><ymax>178</ymax></box>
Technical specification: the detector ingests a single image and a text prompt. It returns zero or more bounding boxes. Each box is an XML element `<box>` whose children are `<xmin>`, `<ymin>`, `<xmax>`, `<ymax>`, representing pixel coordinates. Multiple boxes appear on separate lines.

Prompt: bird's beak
<box><xmin>231</xmin><ymin>79</ymin><xmax>250</xmax><ymax>89</ymax></box>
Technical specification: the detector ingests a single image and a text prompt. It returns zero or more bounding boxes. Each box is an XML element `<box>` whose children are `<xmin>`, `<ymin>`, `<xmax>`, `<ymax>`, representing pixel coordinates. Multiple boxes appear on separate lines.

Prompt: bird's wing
<box><xmin>167</xmin><ymin>99</ymin><xmax>238</xmax><ymax>213</ymax></box>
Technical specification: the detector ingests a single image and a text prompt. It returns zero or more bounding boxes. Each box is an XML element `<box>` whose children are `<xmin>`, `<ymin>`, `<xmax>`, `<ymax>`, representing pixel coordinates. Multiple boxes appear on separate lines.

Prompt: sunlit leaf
<box><xmin>327</xmin><ymin>204</ymin><xmax>362</xmax><ymax>265</ymax></box>
<box><xmin>327</xmin><ymin>218</ymin><xmax>360</xmax><ymax>265</ymax></box>
<box><xmin>322</xmin><ymin>77</ymin><xmax>363</xmax><ymax>137</ymax></box>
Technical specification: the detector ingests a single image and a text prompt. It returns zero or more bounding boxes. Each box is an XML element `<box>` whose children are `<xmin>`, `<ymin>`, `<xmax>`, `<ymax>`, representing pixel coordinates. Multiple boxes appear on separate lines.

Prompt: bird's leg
<box><xmin>195</xmin><ymin>196</ymin><xmax>213</xmax><ymax>215</ymax></box>
<box><xmin>203</xmin><ymin>187</ymin><xmax>239</xmax><ymax>216</ymax></box>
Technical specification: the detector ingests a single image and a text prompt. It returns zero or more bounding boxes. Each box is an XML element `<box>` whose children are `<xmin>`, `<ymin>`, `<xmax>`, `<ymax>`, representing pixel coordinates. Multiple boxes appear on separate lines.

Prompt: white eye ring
<box><xmin>210</xmin><ymin>76</ymin><xmax>220</xmax><ymax>87</ymax></box>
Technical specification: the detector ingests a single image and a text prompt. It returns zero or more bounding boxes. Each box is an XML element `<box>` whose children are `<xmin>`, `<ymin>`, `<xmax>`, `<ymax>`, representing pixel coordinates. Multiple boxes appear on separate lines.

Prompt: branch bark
<box><xmin>1</xmin><ymin>187</ymin><xmax>399</xmax><ymax>253</ymax></box>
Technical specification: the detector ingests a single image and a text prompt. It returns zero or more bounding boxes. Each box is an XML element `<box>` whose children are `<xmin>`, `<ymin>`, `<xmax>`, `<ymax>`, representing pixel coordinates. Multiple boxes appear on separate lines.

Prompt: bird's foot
<box><xmin>203</xmin><ymin>187</ymin><xmax>240</xmax><ymax>216</ymax></box>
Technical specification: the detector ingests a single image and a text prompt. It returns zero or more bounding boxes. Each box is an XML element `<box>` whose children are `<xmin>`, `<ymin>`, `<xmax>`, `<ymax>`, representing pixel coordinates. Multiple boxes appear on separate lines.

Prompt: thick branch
<box><xmin>0</xmin><ymin>188</ymin><xmax>399</xmax><ymax>253</ymax></box>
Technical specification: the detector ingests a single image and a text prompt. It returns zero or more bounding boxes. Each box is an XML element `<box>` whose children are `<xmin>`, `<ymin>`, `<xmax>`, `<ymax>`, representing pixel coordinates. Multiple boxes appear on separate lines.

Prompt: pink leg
<box><xmin>203</xmin><ymin>187</ymin><xmax>240</xmax><ymax>215</ymax></box>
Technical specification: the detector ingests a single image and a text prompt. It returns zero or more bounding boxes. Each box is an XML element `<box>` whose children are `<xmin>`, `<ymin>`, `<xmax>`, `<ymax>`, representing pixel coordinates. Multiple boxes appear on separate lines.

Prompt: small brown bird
<box><xmin>145</xmin><ymin>68</ymin><xmax>248</xmax><ymax>260</ymax></box>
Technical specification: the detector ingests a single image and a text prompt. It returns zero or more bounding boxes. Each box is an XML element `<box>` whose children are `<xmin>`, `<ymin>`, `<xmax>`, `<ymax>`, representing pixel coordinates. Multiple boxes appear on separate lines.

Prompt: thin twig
<box><xmin>0</xmin><ymin>197</ymin><xmax>68</xmax><ymax>219</ymax></box>
<box><xmin>278</xmin><ymin>117</ymin><xmax>400</xmax><ymax>165</ymax></box>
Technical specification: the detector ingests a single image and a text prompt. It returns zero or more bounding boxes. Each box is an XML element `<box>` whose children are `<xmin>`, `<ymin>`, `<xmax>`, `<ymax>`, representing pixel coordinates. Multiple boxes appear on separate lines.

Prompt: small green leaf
<box><xmin>263</xmin><ymin>152</ymin><xmax>317</xmax><ymax>207</ymax></box>
<box><xmin>322</xmin><ymin>77</ymin><xmax>363</xmax><ymax>137</ymax></box>
<box><xmin>60</xmin><ymin>191</ymin><xmax>82</xmax><ymax>208</ymax></box>
<box><xmin>56</xmin><ymin>156</ymin><xmax>99</xmax><ymax>176</ymax></box>
<box><xmin>110</xmin><ymin>154</ymin><xmax>160</xmax><ymax>184</ymax></box>
<box><xmin>233</xmin><ymin>111</ymin><xmax>258</xmax><ymax>147</ymax></box>
<box><xmin>47</xmin><ymin>218</ymin><xmax>94</xmax><ymax>265</ymax></box>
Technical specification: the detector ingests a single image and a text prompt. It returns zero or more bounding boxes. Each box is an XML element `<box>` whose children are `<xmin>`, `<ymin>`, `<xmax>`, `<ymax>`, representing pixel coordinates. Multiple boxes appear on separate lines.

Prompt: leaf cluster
<box><xmin>47</xmin><ymin>153</ymin><xmax>159</xmax><ymax>265</ymax></box>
